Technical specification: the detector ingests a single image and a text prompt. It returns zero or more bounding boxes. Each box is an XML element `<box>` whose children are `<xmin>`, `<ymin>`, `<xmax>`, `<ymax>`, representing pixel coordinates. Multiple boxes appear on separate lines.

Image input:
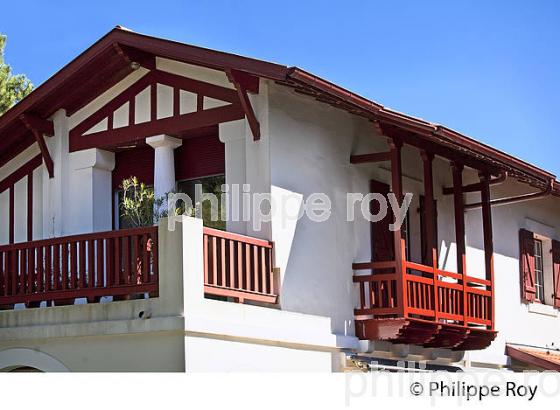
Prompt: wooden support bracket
<box><xmin>112</xmin><ymin>43</ymin><xmax>156</xmax><ymax>70</ymax></box>
<box><xmin>227</xmin><ymin>69</ymin><xmax>261</xmax><ymax>141</ymax></box>
<box><xmin>20</xmin><ymin>113</ymin><xmax>55</xmax><ymax>178</ymax></box>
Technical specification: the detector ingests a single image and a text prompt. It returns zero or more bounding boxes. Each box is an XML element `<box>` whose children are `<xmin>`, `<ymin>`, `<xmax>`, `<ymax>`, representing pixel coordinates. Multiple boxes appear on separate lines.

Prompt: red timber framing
<box><xmin>0</xmin><ymin>154</ymin><xmax>43</xmax><ymax>244</ymax></box>
<box><xmin>226</xmin><ymin>69</ymin><xmax>261</xmax><ymax>140</ymax></box>
<box><xmin>19</xmin><ymin>114</ymin><xmax>54</xmax><ymax>178</ymax></box>
<box><xmin>351</xmin><ymin>125</ymin><xmax>497</xmax><ymax>351</ymax></box>
<box><xmin>0</xmin><ymin>227</ymin><xmax>158</xmax><ymax>307</ymax></box>
<box><xmin>69</xmin><ymin>69</ymin><xmax>246</xmax><ymax>152</ymax></box>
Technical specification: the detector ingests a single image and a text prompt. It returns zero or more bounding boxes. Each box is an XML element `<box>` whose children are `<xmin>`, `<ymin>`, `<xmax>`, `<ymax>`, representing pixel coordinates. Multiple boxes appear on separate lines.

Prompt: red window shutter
<box><xmin>519</xmin><ymin>229</ymin><xmax>536</xmax><ymax>303</ymax></box>
<box><xmin>112</xmin><ymin>146</ymin><xmax>154</xmax><ymax>189</ymax></box>
<box><xmin>175</xmin><ymin>135</ymin><xmax>225</xmax><ymax>181</ymax></box>
<box><xmin>552</xmin><ymin>240</ymin><xmax>560</xmax><ymax>308</ymax></box>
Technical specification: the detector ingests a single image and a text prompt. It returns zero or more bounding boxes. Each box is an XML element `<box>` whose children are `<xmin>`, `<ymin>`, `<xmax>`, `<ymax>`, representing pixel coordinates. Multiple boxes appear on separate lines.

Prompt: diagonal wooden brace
<box><xmin>20</xmin><ymin>113</ymin><xmax>55</xmax><ymax>178</ymax></box>
<box><xmin>226</xmin><ymin>69</ymin><xmax>261</xmax><ymax>141</ymax></box>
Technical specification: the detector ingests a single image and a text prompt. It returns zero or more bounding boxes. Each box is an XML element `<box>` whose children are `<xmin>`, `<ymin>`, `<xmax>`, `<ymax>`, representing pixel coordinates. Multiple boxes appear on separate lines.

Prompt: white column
<box><xmin>146</xmin><ymin>134</ymin><xmax>182</xmax><ymax>199</ymax></box>
<box><xmin>43</xmin><ymin>109</ymin><xmax>70</xmax><ymax>238</ymax></box>
<box><xmin>68</xmin><ymin>148</ymin><xmax>115</xmax><ymax>234</ymax></box>
<box><xmin>219</xmin><ymin>119</ymin><xmax>246</xmax><ymax>235</ymax></box>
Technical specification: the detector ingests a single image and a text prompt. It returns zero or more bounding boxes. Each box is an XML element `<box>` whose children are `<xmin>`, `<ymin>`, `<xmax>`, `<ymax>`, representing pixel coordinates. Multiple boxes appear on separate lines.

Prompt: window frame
<box><xmin>534</xmin><ymin>238</ymin><xmax>545</xmax><ymax>303</ymax></box>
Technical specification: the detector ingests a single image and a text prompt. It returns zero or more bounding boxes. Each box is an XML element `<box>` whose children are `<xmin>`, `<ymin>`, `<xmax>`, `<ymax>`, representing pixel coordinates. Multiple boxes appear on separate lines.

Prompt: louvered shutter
<box><xmin>519</xmin><ymin>229</ymin><xmax>536</xmax><ymax>302</ymax></box>
<box><xmin>552</xmin><ymin>240</ymin><xmax>560</xmax><ymax>308</ymax></box>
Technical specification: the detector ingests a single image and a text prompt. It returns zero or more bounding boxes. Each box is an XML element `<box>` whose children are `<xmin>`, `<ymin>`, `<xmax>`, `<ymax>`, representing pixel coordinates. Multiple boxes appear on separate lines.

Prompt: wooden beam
<box><xmin>27</xmin><ymin>171</ymin><xmax>33</xmax><ymax>241</ymax></box>
<box><xmin>350</xmin><ymin>151</ymin><xmax>391</xmax><ymax>164</ymax></box>
<box><xmin>479</xmin><ymin>172</ymin><xmax>495</xmax><ymax>330</ymax></box>
<box><xmin>19</xmin><ymin>114</ymin><xmax>54</xmax><ymax>178</ymax></box>
<box><xmin>224</xmin><ymin>68</ymin><xmax>259</xmax><ymax>94</ymax></box>
<box><xmin>63</xmin><ymin>59</ymin><xmax>134</xmax><ymax>116</ymax></box>
<box><xmin>153</xmin><ymin>70</ymin><xmax>240</xmax><ymax>103</ymax></box>
<box><xmin>380</xmin><ymin>123</ymin><xmax>500</xmax><ymax>176</ymax></box>
<box><xmin>421</xmin><ymin>151</ymin><xmax>436</xmax><ymax>266</ymax></box>
<box><xmin>0</xmin><ymin>154</ymin><xmax>43</xmax><ymax>192</ymax></box>
<box><xmin>19</xmin><ymin>113</ymin><xmax>54</xmax><ymax>136</ymax></box>
<box><xmin>451</xmin><ymin>162</ymin><xmax>466</xmax><ymax>275</ymax></box>
<box><xmin>421</xmin><ymin>150</ymin><xmax>438</xmax><ymax>321</ymax></box>
<box><xmin>112</xmin><ymin>43</ymin><xmax>156</xmax><ymax>70</ymax></box>
<box><xmin>70</xmin><ymin>72</ymin><xmax>156</xmax><ymax>139</ymax></box>
<box><xmin>70</xmin><ymin>103</ymin><xmax>245</xmax><ymax>152</ymax></box>
<box><xmin>442</xmin><ymin>172</ymin><xmax>507</xmax><ymax>195</ymax></box>
<box><xmin>70</xmin><ymin>69</ymin><xmax>240</xmax><ymax>141</ymax></box>
<box><xmin>0</xmin><ymin>132</ymin><xmax>35</xmax><ymax>168</ymax></box>
<box><xmin>9</xmin><ymin>186</ymin><xmax>14</xmax><ymax>244</ymax></box>
<box><xmin>227</xmin><ymin>69</ymin><xmax>261</xmax><ymax>141</ymax></box>
<box><xmin>451</xmin><ymin>162</ymin><xmax>467</xmax><ymax>325</ymax></box>
<box><xmin>388</xmin><ymin>137</ymin><xmax>407</xmax><ymax>317</ymax></box>
<box><xmin>31</xmin><ymin>130</ymin><xmax>54</xmax><ymax>178</ymax></box>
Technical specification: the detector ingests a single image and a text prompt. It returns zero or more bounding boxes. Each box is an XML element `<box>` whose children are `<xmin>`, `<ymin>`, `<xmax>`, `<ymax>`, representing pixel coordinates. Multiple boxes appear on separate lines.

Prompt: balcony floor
<box><xmin>355</xmin><ymin>317</ymin><xmax>497</xmax><ymax>351</ymax></box>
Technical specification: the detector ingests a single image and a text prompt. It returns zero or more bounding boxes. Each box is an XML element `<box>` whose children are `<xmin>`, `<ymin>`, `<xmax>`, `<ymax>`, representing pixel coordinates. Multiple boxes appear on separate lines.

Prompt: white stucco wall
<box><xmin>265</xmin><ymin>83</ymin><xmax>462</xmax><ymax>336</ymax></box>
<box><xmin>465</xmin><ymin>185</ymin><xmax>560</xmax><ymax>367</ymax></box>
<box><xmin>265</xmin><ymin>81</ymin><xmax>560</xmax><ymax>368</ymax></box>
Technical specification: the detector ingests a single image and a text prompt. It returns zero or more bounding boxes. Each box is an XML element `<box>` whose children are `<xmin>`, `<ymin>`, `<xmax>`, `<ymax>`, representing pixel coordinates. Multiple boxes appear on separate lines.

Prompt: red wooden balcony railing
<box><xmin>353</xmin><ymin>260</ymin><xmax>493</xmax><ymax>327</ymax></box>
<box><xmin>203</xmin><ymin>227</ymin><xmax>277</xmax><ymax>304</ymax></box>
<box><xmin>353</xmin><ymin>258</ymin><xmax>496</xmax><ymax>350</ymax></box>
<box><xmin>0</xmin><ymin>227</ymin><xmax>158</xmax><ymax>307</ymax></box>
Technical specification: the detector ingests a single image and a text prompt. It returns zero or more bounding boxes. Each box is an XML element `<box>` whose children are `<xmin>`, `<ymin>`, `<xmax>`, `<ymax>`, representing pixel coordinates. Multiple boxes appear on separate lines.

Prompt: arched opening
<box><xmin>0</xmin><ymin>348</ymin><xmax>69</xmax><ymax>372</ymax></box>
<box><xmin>8</xmin><ymin>366</ymin><xmax>42</xmax><ymax>372</ymax></box>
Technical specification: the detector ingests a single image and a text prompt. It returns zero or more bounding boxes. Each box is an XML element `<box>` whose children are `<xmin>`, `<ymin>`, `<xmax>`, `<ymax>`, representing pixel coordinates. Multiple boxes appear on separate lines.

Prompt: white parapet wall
<box><xmin>0</xmin><ymin>216</ymin><xmax>358</xmax><ymax>372</ymax></box>
<box><xmin>166</xmin><ymin>216</ymin><xmax>359</xmax><ymax>372</ymax></box>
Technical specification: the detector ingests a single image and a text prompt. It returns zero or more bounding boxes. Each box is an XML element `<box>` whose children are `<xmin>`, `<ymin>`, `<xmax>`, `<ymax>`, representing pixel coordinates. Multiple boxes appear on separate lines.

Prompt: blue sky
<box><xmin>2</xmin><ymin>1</ymin><xmax>559</xmax><ymax>174</ymax></box>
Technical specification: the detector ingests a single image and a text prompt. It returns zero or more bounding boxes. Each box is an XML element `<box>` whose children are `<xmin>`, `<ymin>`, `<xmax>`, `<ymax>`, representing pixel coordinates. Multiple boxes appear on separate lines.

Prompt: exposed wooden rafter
<box><xmin>19</xmin><ymin>113</ymin><xmax>54</xmax><ymax>136</ymax></box>
<box><xmin>350</xmin><ymin>151</ymin><xmax>391</xmax><ymax>164</ymax></box>
<box><xmin>112</xmin><ymin>43</ymin><xmax>156</xmax><ymax>70</ymax></box>
<box><xmin>226</xmin><ymin>69</ymin><xmax>261</xmax><ymax>141</ymax></box>
<box><xmin>442</xmin><ymin>172</ymin><xmax>508</xmax><ymax>195</ymax></box>
<box><xmin>349</xmin><ymin>121</ymin><xmax>392</xmax><ymax>163</ymax></box>
<box><xmin>19</xmin><ymin>114</ymin><xmax>54</xmax><ymax>178</ymax></box>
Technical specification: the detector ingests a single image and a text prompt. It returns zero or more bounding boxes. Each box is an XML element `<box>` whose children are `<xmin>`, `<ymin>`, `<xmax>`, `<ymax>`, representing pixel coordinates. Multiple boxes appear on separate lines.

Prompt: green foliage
<box><xmin>120</xmin><ymin>177</ymin><xmax>155</xmax><ymax>228</ymax></box>
<box><xmin>119</xmin><ymin>176</ymin><xmax>195</xmax><ymax>228</ymax></box>
<box><xmin>0</xmin><ymin>34</ymin><xmax>33</xmax><ymax>116</ymax></box>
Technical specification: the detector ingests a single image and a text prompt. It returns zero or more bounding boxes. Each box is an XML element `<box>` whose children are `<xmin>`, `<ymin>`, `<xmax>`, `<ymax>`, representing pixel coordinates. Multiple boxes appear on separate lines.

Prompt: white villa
<box><xmin>0</xmin><ymin>26</ymin><xmax>559</xmax><ymax>372</ymax></box>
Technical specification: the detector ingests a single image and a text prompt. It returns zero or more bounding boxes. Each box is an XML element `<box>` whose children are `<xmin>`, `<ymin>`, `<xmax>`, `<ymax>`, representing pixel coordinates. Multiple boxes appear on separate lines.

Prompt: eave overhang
<box><xmin>0</xmin><ymin>26</ymin><xmax>557</xmax><ymax>195</ymax></box>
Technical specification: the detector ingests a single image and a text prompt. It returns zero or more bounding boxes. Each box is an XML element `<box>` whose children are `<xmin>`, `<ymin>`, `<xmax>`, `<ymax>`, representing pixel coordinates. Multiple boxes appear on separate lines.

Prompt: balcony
<box><xmin>203</xmin><ymin>228</ymin><xmax>278</xmax><ymax>304</ymax></box>
<box><xmin>0</xmin><ymin>227</ymin><xmax>159</xmax><ymax>308</ymax></box>
<box><xmin>353</xmin><ymin>258</ymin><xmax>496</xmax><ymax>350</ymax></box>
<box><xmin>0</xmin><ymin>225</ymin><xmax>277</xmax><ymax>309</ymax></box>
<box><xmin>349</xmin><ymin>126</ymin><xmax>499</xmax><ymax>351</ymax></box>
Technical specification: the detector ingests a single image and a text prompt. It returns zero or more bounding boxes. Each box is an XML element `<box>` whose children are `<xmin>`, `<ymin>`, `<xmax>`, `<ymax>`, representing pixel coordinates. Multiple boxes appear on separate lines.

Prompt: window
<box><xmin>520</xmin><ymin>228</ymin><xmax>559</xmax><ymax>307</ymax></box>
<box><xmin>177</xmin><ymin>174</ymin><xmax>226</xmax><ymax>230</ymax></box>
<box><xmin>534</xmin><ymin>239</ymin><xmax>545</xmax><ymax>303</ymax></box>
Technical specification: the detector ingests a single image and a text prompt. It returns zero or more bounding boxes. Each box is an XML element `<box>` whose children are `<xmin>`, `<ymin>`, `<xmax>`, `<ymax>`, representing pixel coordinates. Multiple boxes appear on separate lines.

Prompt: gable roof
<box><xmin>0</xmin><ymin>26</ymin><xmax>557</xmax><ymax>193</ymax></box>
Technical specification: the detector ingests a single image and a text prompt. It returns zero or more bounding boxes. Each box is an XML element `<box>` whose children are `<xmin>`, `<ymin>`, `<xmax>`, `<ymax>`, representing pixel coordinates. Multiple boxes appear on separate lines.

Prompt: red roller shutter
<box><xmin>112</xmin><ymin>146</ymin><xmax>154</xmax><ymax>189</ymax></box>
<box><xmin>175</xmin><ymin>135</ymin><xmax>225</xmax><ymax>181</ymax></box>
